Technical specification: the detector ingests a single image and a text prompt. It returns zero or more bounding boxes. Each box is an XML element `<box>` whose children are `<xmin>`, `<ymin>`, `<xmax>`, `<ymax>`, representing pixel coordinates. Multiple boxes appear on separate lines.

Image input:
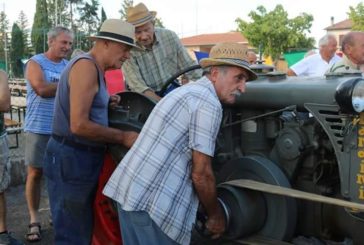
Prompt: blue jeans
<box><xmin>117</xmin><ymin>206</ymin><xmax>179</xmax><ymax>245</ymax></box>
<box><xmin>43</xmin><ymin>137</ymin><xmax>104</xmax><ymax>245</ymax></box>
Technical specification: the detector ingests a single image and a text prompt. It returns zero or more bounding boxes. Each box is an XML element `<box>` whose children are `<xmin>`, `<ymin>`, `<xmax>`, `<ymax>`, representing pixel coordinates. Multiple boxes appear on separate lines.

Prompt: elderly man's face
<box><xmin>105</xmin><ymin>41</ymin><xmax>132</xmax><ymax>70</ymax></box>
<box><xmin>49</xmin><ymin>32</ymin><xmax>73</xmax><ymax>59</ymax></box>
<box><xmin>211</xmin><ymin>66</ymin><xmax>248</xmax><ymax>104</ymax></box>
<box><xmin>347</xmin><ymin>33</ymin><xmax>364</xmax><ymax>65</ymax></box>
<box><xmin>322</xmin><ymin>38</ymin><xmax>338</xmax><ymax>58</ymax></box>
<box><xmin>135</xmin><ymin>21</ymin><xmax>155</xmax><ymax>48</ymax></box>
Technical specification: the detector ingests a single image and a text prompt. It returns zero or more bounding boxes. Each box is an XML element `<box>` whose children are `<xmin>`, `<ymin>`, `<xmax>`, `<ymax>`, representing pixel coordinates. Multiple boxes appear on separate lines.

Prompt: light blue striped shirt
<box><xmin>24</xmin><ymin>54</ymin><xmax>68</xmax><ymax>134</ymax></box>
<box><xmin>104</xmin><ymin>76</ymin><xmax>222</xmax><ymax>244</ymax></box>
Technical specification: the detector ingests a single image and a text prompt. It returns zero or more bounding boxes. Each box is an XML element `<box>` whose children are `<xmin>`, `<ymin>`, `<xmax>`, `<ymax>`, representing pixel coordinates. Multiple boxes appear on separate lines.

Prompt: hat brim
<box><xmin>200</xmin><ymin>58</ymin><xmax>257</xmax><ymax>81</ymax></box>
<box><xmin>132</xmin><ymin>11</ymin><xmax>157</xmax><ymax>27</ymax></box>
<box><xmin>89</xmin><ymin>36</ymin><xmax>139</xmax><ymax>49</ymax></box>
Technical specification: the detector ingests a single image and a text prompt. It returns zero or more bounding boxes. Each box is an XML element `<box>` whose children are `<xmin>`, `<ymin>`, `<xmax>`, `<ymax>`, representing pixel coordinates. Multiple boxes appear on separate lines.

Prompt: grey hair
<box><xmin>204</xmin><ymin>65</ymin><xmax>229</xmax><ymax>75</ymax></box>
<box><xmin>47</xmin><ymin>26</ymin><xmax>74</xmax><ymax>42</ymax></box>
<box><xmin>318</xmin><ymin>34</ymin><xmax>336</xmax><ymax>47</ymax></box>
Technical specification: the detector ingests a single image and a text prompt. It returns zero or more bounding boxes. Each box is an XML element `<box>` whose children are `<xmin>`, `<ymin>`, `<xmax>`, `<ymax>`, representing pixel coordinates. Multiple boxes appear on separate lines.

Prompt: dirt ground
<box><xmin>6</xmin><ymin>183</ymin><xmax>54</xmax><ymax>244</ymax></box>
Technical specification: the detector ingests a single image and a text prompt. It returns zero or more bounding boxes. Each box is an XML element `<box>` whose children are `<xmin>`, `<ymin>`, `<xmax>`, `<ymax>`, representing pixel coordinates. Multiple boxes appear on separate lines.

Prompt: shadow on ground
<box><xmin>7</xmin><ymin>184</ymin><xmax>54</xmax><ymax>244</ymax></box>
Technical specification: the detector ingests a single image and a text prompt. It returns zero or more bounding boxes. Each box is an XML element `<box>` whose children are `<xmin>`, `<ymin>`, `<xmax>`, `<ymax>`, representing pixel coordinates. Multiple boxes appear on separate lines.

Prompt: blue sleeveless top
<box><xmin>24</xmin><ymin>53</ymin><xmax>68</xmax><ymax>134</ymax></box>
<box><xmin>52</xmin><ymin>53</ymin><xmax>109</xmax><ymax>147</ymax></box>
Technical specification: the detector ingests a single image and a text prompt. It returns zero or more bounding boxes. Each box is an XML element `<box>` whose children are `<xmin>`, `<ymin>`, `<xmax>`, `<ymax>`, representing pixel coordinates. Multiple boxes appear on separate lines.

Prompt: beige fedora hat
<box><xmin>127</xmin><ymin>3</ymin><xmax>157</xmax><ymax>27</ymax></box>
<box><xmin>89</xmin><ymin>19</ymin><xmax>138</xmax><ymax>48</ymax></box>
<box><xmin>200</xmin><ymin>42</ymin><xmax>257</xmax><ymax>81</ymax></box>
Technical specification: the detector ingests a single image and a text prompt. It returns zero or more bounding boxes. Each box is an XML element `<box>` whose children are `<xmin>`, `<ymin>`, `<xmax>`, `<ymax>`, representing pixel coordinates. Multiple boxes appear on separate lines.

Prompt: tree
<box><xmin>31</xmin><ymin>0</ymin><xmax>51</xmax><ymax>54</ymax></box>
<box><xmin>47</xmin><ymin>0</ymin><xmax>70</xmax><ymax>27</ymax></box>
<box><xmin>0</xmin><ymin>11</ymin><xmax>10</xmax><ymax>72</ymax></box>
<box><xmin>155</xmin><ymin>18</ymin><xmax>165</xmax><ymax>28</ymax></box>
<box><xmin>77</xmin><ymin>0</ymin><xmax>100</xmax><ymax>50</ymax></box>
<box><xmin>236</xmin><ymin>5</ymin><xmax>315</xmax><ymax>62</ymax></box>
<box><xmin>10</xmin><ymin>23</ymin><xmax>25</xmax><ymax>77</ymax></box>
<box><xmin>101</xmin><ymin>7</ymin><xmax>107</xmax><ymax>24</ymax></box>
<box><xmin>67</xmin><ymin>0</ymin><xmax>84</xmax><ymax>31</ymax></box>
<box><xmin>17</xmin><ymin>11</ymin><xmax>32</xmax><ymax>57</ymax></box>
<box><xmin>348</xmin><ymin>3</ymin><xmax>364</xmax><ymax>31</ymax></box>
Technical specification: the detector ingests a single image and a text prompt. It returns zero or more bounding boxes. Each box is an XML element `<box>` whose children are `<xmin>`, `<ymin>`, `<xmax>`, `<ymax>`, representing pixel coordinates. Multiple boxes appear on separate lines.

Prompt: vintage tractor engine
<box><xmin>108</xmin><ymin>71</ymin><xmax>364</xmax><ymax>244</ymax></box>
<box><xmin>207</xmin><ymin>73</ymin><xmax>364</xmax><ymax>244</ymax></box>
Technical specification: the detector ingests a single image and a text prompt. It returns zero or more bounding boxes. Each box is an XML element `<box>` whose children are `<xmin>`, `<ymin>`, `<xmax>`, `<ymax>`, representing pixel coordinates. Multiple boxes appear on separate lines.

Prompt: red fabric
<box><xmin>92</xmin><ymin>154</ymin><xmax>122</xmax><ymax>245</ymax></box>
<box><xmin>105</xmin><ymin>69</ymin><xmax>125</xmax><ymax>94</ymax></box>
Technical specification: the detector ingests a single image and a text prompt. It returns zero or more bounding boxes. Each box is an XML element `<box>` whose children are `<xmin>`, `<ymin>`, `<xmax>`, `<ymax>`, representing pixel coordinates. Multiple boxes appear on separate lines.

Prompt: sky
<box><xmin>1</xmin><ymin>0</ymin><xmax>363</xmax><ymax>46</ymax></box>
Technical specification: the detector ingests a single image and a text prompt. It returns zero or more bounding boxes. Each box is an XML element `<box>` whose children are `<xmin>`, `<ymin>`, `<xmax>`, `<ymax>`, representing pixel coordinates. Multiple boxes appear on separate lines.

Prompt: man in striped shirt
<box><xmin>104</xmin><ymin>42</ymin><xmax>257</xmax><ymax>245</ymax></box>
<box><xmin>24</xmin><ymin>26</ymin><xmax>73</xmax><ymax>242</ymax></box>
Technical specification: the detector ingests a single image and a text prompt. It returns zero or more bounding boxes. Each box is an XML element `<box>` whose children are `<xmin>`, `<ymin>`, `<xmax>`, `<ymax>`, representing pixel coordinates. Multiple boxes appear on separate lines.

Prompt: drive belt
<box><xmin>222</xmin><ymin>179</ymin><xmax>364</xmax><ymax>211</ymax></box>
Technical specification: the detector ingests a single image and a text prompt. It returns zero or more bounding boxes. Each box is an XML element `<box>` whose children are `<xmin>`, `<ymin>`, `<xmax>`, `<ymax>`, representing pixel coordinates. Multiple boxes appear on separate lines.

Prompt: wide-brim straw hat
<box><xmin>200</xmin><ymin>42</ymin><xmax>257</xmax><ymax>81</ymax></box>
<box><xmin>127</xmin><ymin>3</ymin><xmax>157</xmax><ymax>27</ymax></box>
<box><xmin>89</xmin><ymin>19</ymin><xmax>138</xmax><ymax>48</ymax></box>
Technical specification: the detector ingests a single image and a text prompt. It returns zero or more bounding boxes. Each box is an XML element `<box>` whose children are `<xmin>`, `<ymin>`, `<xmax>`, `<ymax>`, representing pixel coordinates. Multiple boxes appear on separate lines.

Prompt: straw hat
<box><xmin>89</xmin><ymin>19</ymin><xmax>138</xmax><ymax>48</ymax></box>
<box><xmin>200</xmin><ymin>42</ymin><xmax>257</xmax><ymax>81</ymax></box>
<box><xmin>127</xmin><ymin>3</ymin><xmax>157</xmax><ymax>27</ymax></box>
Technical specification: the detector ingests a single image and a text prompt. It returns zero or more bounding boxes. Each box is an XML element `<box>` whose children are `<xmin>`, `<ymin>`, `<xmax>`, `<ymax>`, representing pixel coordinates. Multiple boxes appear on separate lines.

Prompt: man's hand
<box><xmin>121</xmin><ymin>131</ymin><xmax>139</xmax><ymax>148</ymax></box>
<box><xmin>205</xmin><ymin>205</ymin><xmax>226</xmax><ymax>239</ymax></box>
<box><xmin>109</xmin><ymin>94</ymin><xmax>121</xmax><ymax>108</ymax></box>
<box><xmin>143</xmin><ymin>90</ymin><xmax>161</xmax><ymax>101</ymax></box>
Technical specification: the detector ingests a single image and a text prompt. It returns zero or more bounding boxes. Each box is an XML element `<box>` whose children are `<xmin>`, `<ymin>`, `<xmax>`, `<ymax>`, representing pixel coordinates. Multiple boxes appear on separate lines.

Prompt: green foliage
<box><xmin>67</xmin><ymin>0</ymin><xmax>84</xmax><ymax>30</ymax></box>
<box><xmin>236</xmin><ymin>5</ymin><xmax>315</xmax><ymax>61</ymax></box>
<box><xmin>98</xmin><ymin>7</ymin><xmax>107</xmax><ymax>32</ymax></box>
<box><xmin>77</xmin><ymin>0</ymin><xmax>100</xmax><ymax>50</ymax></box>
<box><xmin>10</xmin><ymin>23</ymin><xmax>25</xmax><ymax>77</ymax></box>
<box><xmin>17</xmin><ymin>11</ymin><xmax>32</xmax><ymax>57</ymax></box>
<box><xmin>47</xmin><ymin>0</ymin><xmax>70</xmax><ymax>27</ymax></box>
<box><xmin>0</xmin><ymin>11</ymin><xmax>10</xmax><ymax>72</ymax></box>
<box><xmin>348</xmin><ymin>3</ymin><xmax>364</xmax><ymax>31</ymax></box>
<box><xmin>101</xmin><ymin>7</ymin><xmax>107</xmax><ymax>23</ymax></box>
<box><xmin>155</xmin><ymin>18</ymin><xmax>165</xmax><ymax>28</ymax></box>
<box><xmin>31</xmin><ymin>0</ymin><xmax>50</xmax><ymax>54</ymax></box>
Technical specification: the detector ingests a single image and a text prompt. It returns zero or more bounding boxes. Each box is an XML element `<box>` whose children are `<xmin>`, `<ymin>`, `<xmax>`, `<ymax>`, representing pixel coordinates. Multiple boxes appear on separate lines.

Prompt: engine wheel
<box><xmin>216</xmin><ymin>155</ymin><xmax>297</xmax><ymax>241</ymax></box>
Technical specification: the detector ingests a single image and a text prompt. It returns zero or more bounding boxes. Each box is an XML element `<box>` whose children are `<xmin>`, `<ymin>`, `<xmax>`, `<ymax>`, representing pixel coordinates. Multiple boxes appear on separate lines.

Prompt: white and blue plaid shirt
<box><xmin>103</xmin><ymin>76</ymin><xmax>222</xmax><ymax>244</ymax></box>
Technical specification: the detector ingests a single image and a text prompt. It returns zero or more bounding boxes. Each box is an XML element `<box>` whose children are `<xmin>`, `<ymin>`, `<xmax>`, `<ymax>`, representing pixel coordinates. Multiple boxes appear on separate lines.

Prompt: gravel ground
<box><xmin>6</xmin><ymin>183</ymin><xmax>54</xmax><ymax>244</ymax></box>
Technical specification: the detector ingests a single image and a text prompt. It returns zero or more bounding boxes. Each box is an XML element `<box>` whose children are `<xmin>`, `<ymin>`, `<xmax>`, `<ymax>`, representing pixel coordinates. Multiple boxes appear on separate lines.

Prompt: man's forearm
<box><xmin>33</xmin><ymin>83</ymin><xmax>58</xmax><ymax>97</ymax></box>
<box><xmin>193</xmin><ymin>172</ymin><xmax>220</xmax><ymax>216</ymax></box>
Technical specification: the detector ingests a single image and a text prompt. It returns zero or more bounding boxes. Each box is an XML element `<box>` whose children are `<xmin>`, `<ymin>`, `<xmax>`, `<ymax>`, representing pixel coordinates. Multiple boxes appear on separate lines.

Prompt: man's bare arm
<box><xmin>191</xmin><ymin>150</ymin><xmax>225</xmax><ymax>238</ymax></box>
<box><xmin>0</xmin><ymin>70</ymin><xmax>10</xmax><ymax>112</ymax></box>
<box><xmin>69</xmin><ymin>59</ymin><xmax>138</xmax><ymax>147</ymax></box>
<box><xmin>25</xmin><ymin>60</ymin><xmax>58</xmax><ymax>97</ymax></box>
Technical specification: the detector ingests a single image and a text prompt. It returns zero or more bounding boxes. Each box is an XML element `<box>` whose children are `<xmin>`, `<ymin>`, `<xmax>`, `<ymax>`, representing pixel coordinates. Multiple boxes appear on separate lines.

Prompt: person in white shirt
<box><xmin>287</xmin><ymin>34</ymin><xmax>341</xmax><ymax>76</ymax></box>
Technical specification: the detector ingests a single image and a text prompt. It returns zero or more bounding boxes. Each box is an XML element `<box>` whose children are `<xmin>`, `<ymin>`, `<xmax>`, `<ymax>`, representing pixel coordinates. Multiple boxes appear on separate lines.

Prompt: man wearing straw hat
<box><xmin>43</xmin><ymin>19</ymin><xmax>139</xmax><ymax>245</ymax></box>
<box><xmin>104</xmin><ymin>42</ymin><xmax>257</xmax><ymax>245</ymax></box>
<box><xmin>123</xmin><ymin>2</ymin><xmax>201</xmax><ymax>101</ymax></box>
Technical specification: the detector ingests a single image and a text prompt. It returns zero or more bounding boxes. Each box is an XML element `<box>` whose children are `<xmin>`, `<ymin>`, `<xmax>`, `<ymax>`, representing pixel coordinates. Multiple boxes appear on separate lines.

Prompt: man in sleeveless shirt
<box><xmin>43</xmin><ymin>19</ymin><xmax>139</xmax><ymax>244</ymax></box>
<box><xmin>24</xmin><ymin>26</ymin><xmax>73</xmax><ymax>242</ymax></box>
<box><xmin>0</xmin><ymin>71</ymin><xmax>23</xmax><ymax>245</ymax></box>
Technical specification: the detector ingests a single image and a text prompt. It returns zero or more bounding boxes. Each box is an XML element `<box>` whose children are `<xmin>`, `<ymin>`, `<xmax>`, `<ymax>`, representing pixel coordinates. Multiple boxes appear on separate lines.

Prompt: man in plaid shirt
<box><xmin>123</xmin><ymin>3</ymin><xmax>201</xmax><ymax>101</ymax></box>
<box><xmin>104</xmin><ymin>42</ymin><xmax>257</xmax><ymax>245</ymax></box>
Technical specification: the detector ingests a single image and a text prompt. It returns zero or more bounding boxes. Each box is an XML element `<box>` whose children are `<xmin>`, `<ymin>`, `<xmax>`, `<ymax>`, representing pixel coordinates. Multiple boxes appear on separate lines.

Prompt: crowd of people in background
<box><xmin>1</xmin><ymin>1</ymin><xmax>364</xmax><ymax>245</ymax></box>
